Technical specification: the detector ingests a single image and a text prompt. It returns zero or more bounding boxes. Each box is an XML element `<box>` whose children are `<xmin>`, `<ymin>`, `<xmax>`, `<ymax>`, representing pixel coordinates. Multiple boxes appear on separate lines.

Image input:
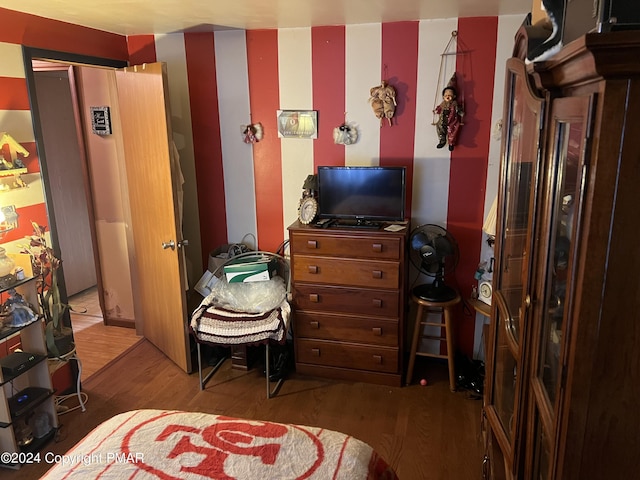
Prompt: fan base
<box><xmin>413</xmin><ymin>284</ymin><xmax>458</xmax><ymax>303</ymax></box>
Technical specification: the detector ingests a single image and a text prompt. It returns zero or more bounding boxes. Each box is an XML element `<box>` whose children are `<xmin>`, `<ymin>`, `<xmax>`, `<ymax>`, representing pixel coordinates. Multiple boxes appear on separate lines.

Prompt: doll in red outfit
<box><xmin>434</xmin><ymin>74</ymin><xmax>464</xmax><ymax>151</ymax></box>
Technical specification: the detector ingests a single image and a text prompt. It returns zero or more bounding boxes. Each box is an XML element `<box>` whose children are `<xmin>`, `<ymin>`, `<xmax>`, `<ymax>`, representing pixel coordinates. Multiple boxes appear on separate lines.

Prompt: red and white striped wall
<box><xmin>0</xmin><ymin>7</ymin><xmax>525</xmax><ymax>359</ymax></box>
<box><xmin>147</xmin><ymin>16</ymin><xmax>523</xmax><ymax>359</ymax></box>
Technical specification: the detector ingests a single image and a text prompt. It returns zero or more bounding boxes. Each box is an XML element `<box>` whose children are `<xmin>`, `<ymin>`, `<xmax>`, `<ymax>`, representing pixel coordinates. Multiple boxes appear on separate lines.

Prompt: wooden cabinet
<box><xmin>0</xmin><ymin>276</ymin><xmax>58</xmax><ymax>469</ymax></box>
<box><xmin>483</xmin><ymin>47</ymin><xmax>545</xmax><ymax>479</ymax></box>
<box><xmin>484</xmin><ymin>29</ymin><xmax>640</xmax><ymax>479</ymax></box>
<box><xmin>288</xmin><ymin>221</ymin><xmax>408</xmax><ymax>386</ymax></box>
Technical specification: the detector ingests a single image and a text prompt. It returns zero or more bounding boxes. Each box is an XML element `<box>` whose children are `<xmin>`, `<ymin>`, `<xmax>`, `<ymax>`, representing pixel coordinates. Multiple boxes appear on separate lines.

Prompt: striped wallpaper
<box><xmin>0</xmin><ymin>7</ymin><xmax>525</xmax><ymax>360</ymax></box>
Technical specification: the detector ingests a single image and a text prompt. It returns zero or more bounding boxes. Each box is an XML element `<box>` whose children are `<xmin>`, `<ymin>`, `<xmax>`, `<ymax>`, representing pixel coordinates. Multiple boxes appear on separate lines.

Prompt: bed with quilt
<box><xmin>41</xmin><ymin>409</ymin><xmax>398</xmax><ymax>479</ymax></box>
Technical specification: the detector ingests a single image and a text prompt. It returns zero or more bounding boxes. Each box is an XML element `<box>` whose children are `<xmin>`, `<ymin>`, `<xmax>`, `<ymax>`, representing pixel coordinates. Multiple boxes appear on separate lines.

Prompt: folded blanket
<box><xmin>190</xmin><ymin>298</ymin><xmax>290</xmax><ymax>346</ymax></box>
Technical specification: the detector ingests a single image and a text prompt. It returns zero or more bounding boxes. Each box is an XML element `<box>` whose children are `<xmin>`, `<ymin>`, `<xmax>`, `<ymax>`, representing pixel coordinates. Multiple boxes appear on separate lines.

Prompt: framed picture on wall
<box><xmin>90</xmin><ymin>106</ymin><xmax>112</xmax><ymax>135</ymax></box>
<box><xmin>277</xmin><ymin>110</ymin><xmax>318</xmax><ymax>139</ymax></box>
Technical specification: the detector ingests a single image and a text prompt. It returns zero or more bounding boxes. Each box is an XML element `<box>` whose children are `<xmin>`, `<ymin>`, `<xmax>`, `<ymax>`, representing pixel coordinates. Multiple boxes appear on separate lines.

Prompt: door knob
<box><xmin>162</xmin><ymin>240</ymin><xmax>175</xmax><ymax>250</ymax></box>
<box><xmin>178</xmin><ymin>239</ymin><xmax>189</xmax><ymax>249</ymax></box>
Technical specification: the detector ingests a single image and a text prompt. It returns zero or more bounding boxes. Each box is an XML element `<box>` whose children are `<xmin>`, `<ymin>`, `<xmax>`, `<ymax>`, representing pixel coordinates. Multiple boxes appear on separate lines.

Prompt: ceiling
<box><xmin>0</xmin><ymin>0</ymin><xmax>531</xmax><ymax>35</ymax></box>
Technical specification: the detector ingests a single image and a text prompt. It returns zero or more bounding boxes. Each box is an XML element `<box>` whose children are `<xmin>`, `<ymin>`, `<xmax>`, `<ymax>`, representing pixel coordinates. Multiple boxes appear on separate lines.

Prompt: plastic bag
<box><xmin>208</xmin><ymin>243</ymin><xmax>252</xmax><ymax>274</ymax></box>
<box><xmin>207</xmin><ymin>276</ymin><xmax>286</xmax><ymax>314</ymax></box>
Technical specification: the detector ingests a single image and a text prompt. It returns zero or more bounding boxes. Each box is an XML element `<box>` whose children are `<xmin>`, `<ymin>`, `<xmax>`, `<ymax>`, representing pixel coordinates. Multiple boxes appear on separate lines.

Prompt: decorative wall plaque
<box><xmin>90</xmin><ymin>106</ymin><xmax>112</xmax><ymax>135</ymax></box>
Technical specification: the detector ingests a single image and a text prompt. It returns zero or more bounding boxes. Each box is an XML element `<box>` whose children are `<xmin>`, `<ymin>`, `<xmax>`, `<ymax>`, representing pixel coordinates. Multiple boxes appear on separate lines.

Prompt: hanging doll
<box><xmin>241</xmin><ymin>123</ymin><xmax>263</xmax><ymax>144</ymax></box>
<box><xmin>369</xmin><ymin>81</ymin><xmax>397</xmax><ymax>126</ymax></box>
<box><xmin>434</xmin><ymin>73</ymin><xmax>464</xmax><ymax>151</ymax></box>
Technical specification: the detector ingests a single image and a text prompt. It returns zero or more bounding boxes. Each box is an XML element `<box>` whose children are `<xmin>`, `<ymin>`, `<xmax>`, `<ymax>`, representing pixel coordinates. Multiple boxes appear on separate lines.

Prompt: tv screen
<box><xmin>317</xmin><ymin>166</ymin><xmax>406</xmax><ymax>223</ymax></box>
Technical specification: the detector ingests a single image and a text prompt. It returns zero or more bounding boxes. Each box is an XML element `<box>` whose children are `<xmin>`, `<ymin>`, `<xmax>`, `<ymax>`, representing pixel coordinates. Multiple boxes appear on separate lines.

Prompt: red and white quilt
<box><xmin>42</xmin><ymin>409</ymin><xmax>398</xmax><ymax>479</ymax></box>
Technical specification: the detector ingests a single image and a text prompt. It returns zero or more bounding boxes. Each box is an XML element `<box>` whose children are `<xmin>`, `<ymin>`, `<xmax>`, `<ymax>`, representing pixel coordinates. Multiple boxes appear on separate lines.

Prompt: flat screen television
<box><xmin>317</xmin><ymin>166</ymin><xmax>406</xmax><ymax>225</ymax></box>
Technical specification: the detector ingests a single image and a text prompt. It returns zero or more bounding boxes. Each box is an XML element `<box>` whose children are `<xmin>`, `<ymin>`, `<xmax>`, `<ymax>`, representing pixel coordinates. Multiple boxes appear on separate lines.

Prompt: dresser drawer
<box><xmin>290</xmin><ymin>233</ymin><xmax>400</xmax><ymax>260</ymax></box>
<box><xmin>293</xmin><ymin>284</ymin><xmax>399</xmax><ymax>317</ymax></box>
<box><xmin>296</xmin><ymin>338</ymin><xmax>399</xmax><ymax>373</ymax></box>
<box><xmin>293</xmin><ymin>255</ymin><xmax>399</xmax><ymax>289</ymax></box>
<box><xmin>294</xmin><ymin>311</ymin><xmax>398</xmax><ymax>346</ymax></box>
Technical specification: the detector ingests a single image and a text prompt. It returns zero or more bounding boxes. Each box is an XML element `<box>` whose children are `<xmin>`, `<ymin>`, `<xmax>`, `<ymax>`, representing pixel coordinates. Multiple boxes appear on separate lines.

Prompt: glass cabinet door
<box><xmin>485</xmin><ymin>57</ymin><xmax>544</xmax><ymax>475</ymax></box>
<box><xmin>527</xmin><ymin>95</ymin><xmax>592</xmax><ymax>478</ymax></box>
<box><xmin>490</xmin><ymin>291</ymin><xmax>518</xmax><ymax>442</ymax></box>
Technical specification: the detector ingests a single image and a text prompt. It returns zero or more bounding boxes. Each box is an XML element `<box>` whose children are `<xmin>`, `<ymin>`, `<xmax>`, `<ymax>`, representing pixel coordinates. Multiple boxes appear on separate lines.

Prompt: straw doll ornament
<box><xmin>333</xmin><ymin>122</ymin><xmax>358</xmax><ymax>145</ymax></box>
<box><xmin>369</xmin><ymin>81</ymin><xmax>397</xmax><ymax>126</ymax></box>
<box><xmin>433</xmin><ymin>73</ymin><xmax>464</xmax><ymax>151</ymax></box>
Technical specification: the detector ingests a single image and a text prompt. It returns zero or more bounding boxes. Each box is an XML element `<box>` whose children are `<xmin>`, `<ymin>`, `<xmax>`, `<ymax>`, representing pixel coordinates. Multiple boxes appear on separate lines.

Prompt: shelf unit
<box><xmin>0</xmin><ymin>167</ymin><xmax>28</xmax><ymax>192</ymax></box>
<box><xmin>0</xmin><ymin>275</ymin><xmax>58</xmax><ymax>469</ymax></box>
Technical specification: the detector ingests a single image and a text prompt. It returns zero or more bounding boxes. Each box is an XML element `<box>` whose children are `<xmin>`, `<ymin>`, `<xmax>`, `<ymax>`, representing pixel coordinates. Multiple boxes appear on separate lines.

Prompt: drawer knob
<box><xmin>309</xmin><ymin>294</ymin><xmax>319</xmax><ymax>303</ymax></box>
<box><xmin>307</xmin><ymin>240</ymin><xmax>318</xmax><ymax>249</ymax></box>
<box><xmin>372</xmin><ymin>298</ymin><xmax>383</xmax><ymax>308</ymax></box>
<box><xmin>310</xmin><ymin>321</ymin><xmax>319</xmax><ymax>329</ymax></box>
<box><xmin>372</xmin><ymin>327</ymin><xmax>382</xmax><ymax>336</ymax></box>
<box><xmin>312</xmin><ymin>348</ymin><xmax>320</xmax><ymax>357</ymax></box>
<box><xmin>372</xmin><ymin>270</ymin><xmax>382</xmax><ymax>279</ymax></box>
<box><xmin>372</xmin><ymin>243</ymin><xmax>382</xmax><ymax>253</ymax></box>
<box><xmin>308</xmin><ymin>265</ymin><xmax>319</xmax><ymax>274</ymax></box>
<box><xmin>373</xmin><ymin>355</ymin><xmax>383</xmax><ymax>364</ymax></box>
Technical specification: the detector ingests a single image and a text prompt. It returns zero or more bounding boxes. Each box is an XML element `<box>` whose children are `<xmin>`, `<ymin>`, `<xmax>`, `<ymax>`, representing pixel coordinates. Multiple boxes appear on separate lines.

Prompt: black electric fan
<box><xmin>409</xmin><ymin>224</ymin><xmax>460</xmax><ymax>301</ymax></box>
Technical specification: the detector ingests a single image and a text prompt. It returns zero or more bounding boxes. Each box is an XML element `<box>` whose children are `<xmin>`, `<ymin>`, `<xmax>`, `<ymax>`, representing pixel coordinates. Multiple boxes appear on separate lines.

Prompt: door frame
<box><xmin>22</xmin><ymin>47</ymin><xmax>128</xmax><ymax>326</ymax></box>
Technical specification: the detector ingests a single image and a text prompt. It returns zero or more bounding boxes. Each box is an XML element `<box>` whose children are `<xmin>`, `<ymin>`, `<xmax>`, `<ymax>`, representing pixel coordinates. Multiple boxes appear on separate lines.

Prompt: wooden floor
<box><xmin>68</xmin><ymin>287</ymin><xmax>141</xmax><ymax>380</ymax></box>
<box><xmin>6</xmin><ymin>338</ymin><xmax>484</xmax><ymax>480</ymax></box>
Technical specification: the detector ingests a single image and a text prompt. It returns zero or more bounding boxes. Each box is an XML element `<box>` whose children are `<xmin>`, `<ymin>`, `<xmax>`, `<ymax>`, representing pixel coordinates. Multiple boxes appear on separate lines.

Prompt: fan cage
<box><xmin>409</xmin><ymin>224</ymin><xmax>459</xmax><ymax>302</ymax></box>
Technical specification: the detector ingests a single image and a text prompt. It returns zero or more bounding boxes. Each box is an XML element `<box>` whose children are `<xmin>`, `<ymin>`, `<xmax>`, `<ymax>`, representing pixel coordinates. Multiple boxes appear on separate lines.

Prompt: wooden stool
<box><xmin>406</xmin><ymin>292</ymin><xmax>461</xmax><ymax>391</ymax></box>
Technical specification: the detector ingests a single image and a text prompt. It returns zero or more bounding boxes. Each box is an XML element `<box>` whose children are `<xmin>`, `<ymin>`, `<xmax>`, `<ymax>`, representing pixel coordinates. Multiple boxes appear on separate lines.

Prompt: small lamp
<box><xmin>0</xmin><ymin>207</ymin><xmax>17</xmax><ymax>239</ymax></box>
<box><xmin>0</xmin><ymin>208</ymin><xmax>7</xmax><ymax>237</ymax></box>
<box><xmin>482</xmin><ymin>196</ymin><xmax>497</xmax><ymax>247</ymax></box>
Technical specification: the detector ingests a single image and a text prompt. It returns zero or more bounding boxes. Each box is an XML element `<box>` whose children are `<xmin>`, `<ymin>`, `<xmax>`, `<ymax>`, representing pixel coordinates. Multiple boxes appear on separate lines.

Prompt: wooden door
<box><xmin>115</xmin><ymin>63</ymin><xmax>191</xmax><ymax>373</ymax></box>
<box><xmin>526</xmin><ymin>95</ymin><xmax>592</xmax><ymax>480</ymax></box>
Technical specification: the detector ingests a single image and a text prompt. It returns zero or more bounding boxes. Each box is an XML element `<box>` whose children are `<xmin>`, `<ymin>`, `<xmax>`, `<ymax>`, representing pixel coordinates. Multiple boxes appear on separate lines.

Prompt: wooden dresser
<box><xmin>288</xmin><ymin>221</ymin><xmax>408</xmax><ymax>386</ymax></box>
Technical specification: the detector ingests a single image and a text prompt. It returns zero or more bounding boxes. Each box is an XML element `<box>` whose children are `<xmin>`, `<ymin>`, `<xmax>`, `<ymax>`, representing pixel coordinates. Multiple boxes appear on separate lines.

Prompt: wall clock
<box><xmin>298</xmin><ymin>196</ymin><xmax>318</xmax><ymax>225</ymax></box>
<box><xmin>478</xmin><ymin>280</ymin><xmax>492</xmax><ymax>305</ymax></box>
